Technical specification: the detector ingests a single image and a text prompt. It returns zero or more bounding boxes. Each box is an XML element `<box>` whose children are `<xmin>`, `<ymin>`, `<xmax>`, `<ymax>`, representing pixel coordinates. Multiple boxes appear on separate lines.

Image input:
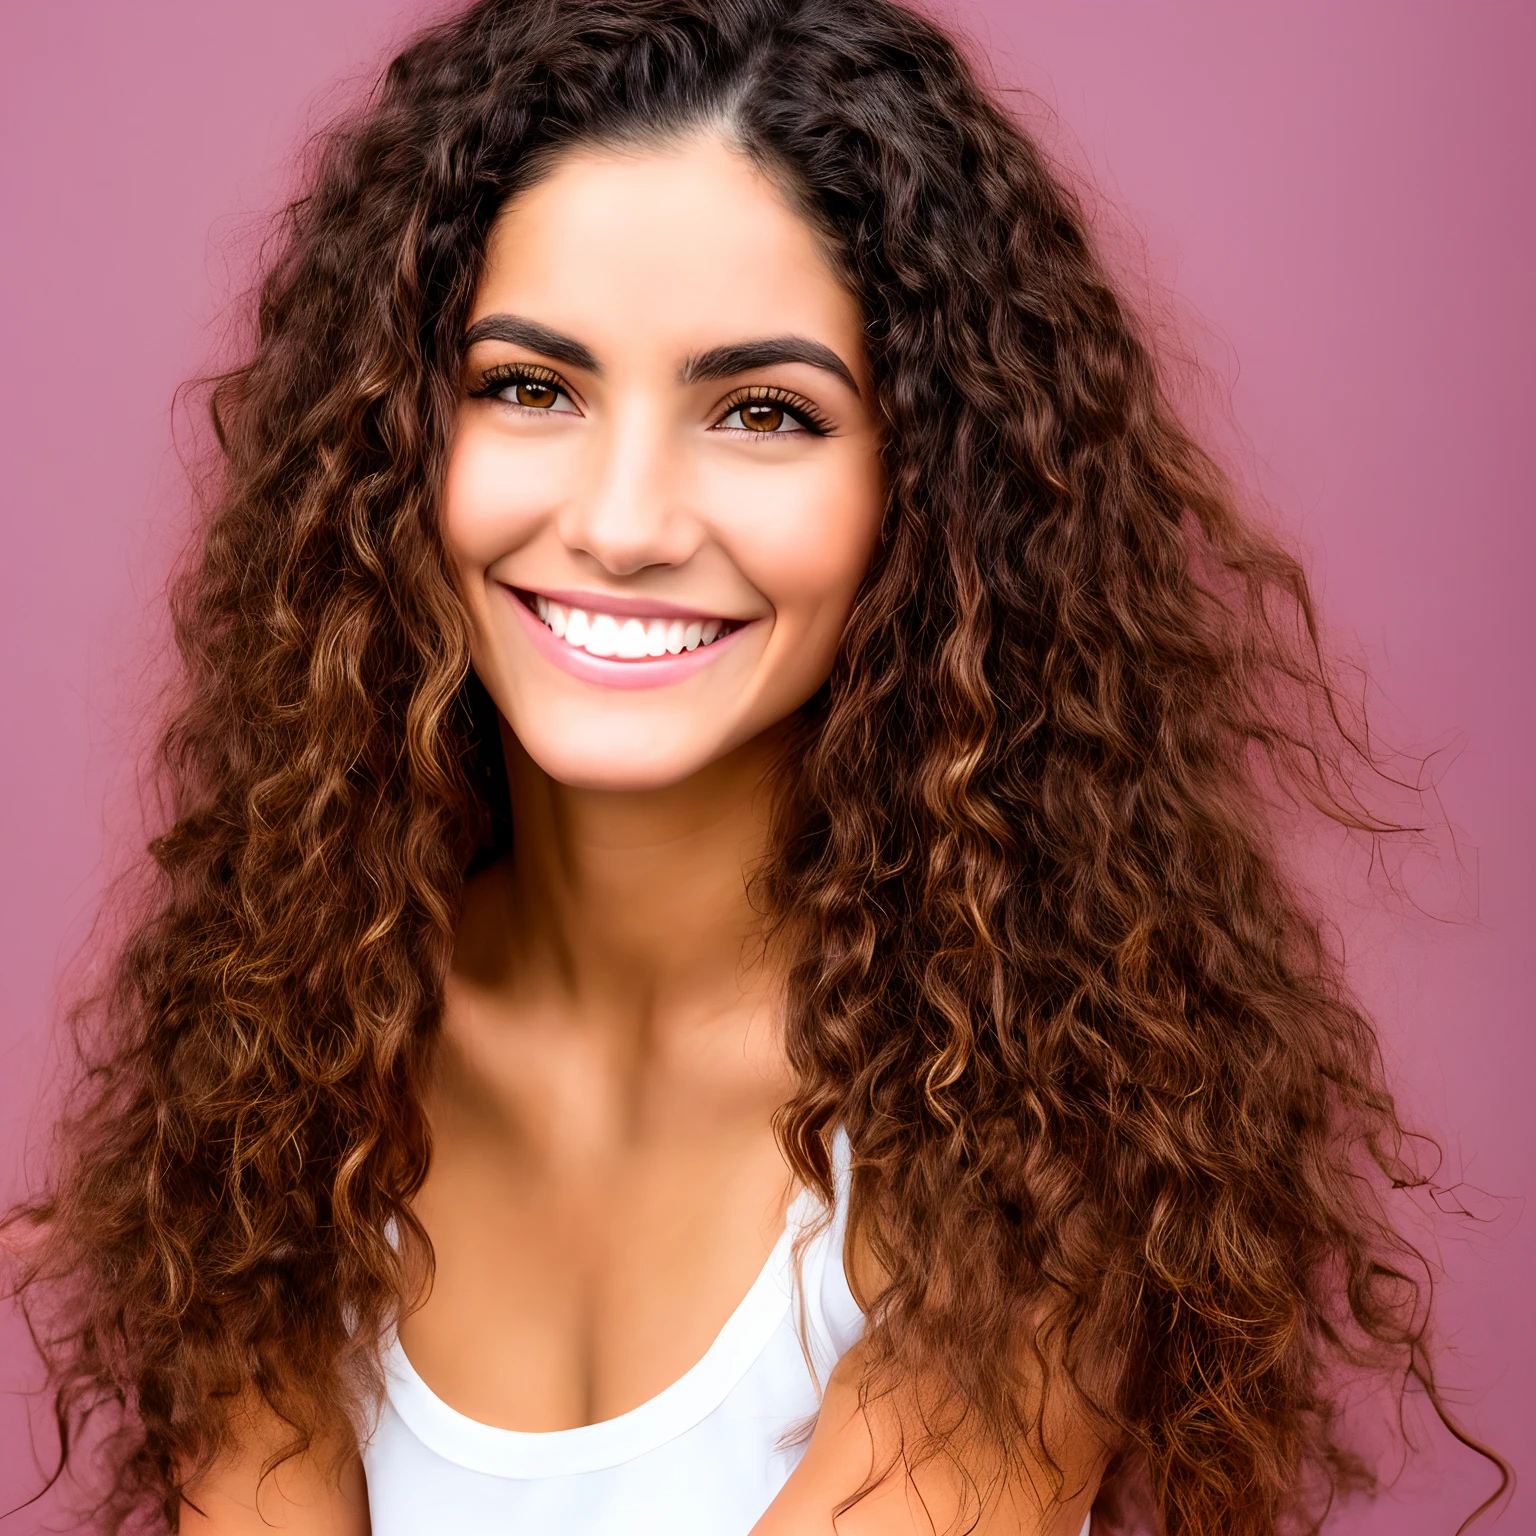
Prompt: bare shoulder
<box><xmin>754</xmin><ymin>1217</ymin><xmax>1104</xmax><ymax>1536</ymax></box>
<box><xmin>178</xmin><ymin>1396</ymin><xmax>369</xmax><ymax>1536</ymax></box>
<box><xmin>751</xmin><ymin>1342</ymin><xmax>1102</xmax><ymax>1536</ymax></box>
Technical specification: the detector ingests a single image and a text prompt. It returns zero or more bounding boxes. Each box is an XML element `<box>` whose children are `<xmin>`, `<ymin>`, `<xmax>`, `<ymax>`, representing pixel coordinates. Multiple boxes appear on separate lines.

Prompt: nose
<box><xmin>555</xmin><ymin>405</ymin><xmax>702</xmax><ymax>577</ymax></box>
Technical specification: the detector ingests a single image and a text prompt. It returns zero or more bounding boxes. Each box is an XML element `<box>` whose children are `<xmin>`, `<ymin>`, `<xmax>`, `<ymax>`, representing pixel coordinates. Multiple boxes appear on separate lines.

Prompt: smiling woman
<box><xmin>3</xmin><ymin>2</ymin><xmax>1507</xmax><ymax>1535</ymax></box>
<box><xmin>446</xmin><ymin>138</ymin><xmax>883</xmax><ymax>788</ymax></box>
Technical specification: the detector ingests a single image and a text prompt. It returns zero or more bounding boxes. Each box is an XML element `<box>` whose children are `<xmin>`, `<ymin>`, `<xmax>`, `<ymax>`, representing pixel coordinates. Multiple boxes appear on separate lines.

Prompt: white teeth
<box><xmin>530</xmin><ymin>597</ymin><xmax>731</xmax><ymax>660</ymax></box>
<box><xmin>616</xmin><ymin>618</ymin><xmax>649</xmax><ymax>659</ymax></box>
<box><xmin>586</xmin><ymin>613</ymin><xmax>621</xmax><ymax>657</ymax></box>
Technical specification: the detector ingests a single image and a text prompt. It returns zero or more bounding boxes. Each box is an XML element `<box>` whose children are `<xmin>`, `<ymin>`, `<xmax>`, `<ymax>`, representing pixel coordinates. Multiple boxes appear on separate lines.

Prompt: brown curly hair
<box><xmin>5</xmin><ymin>0</ymin><xmax>1509</xmax><ymax>1531</ymax></box>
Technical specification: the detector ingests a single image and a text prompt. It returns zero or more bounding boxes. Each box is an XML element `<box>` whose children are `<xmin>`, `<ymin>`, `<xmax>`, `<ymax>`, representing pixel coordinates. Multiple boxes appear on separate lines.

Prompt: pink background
<box><xmin>1</xmin><ymin>1</ymin><xmax>1529</xmax><ymax>1528</ymax></box>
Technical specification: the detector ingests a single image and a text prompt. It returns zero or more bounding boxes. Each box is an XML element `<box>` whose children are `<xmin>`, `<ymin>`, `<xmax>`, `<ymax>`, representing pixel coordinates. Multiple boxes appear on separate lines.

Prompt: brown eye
<box><xmin>715</xmin><ymin>393</ymin><xmax>825</xmax><ymax>436</ymax></box>
<box><xmin>515</xmin><ymin>380</ymin><xmax>558</xmax><ymax>409</ymax></box>
<box><xmin>740</xmin><ymin>402</ymin><xmax>785</xmax><ymax>432</ymax></box>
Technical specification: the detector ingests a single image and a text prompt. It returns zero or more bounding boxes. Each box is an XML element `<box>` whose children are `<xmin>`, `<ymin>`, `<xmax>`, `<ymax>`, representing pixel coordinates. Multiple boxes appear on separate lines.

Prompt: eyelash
<box><xmin>469</xmin><ymin>362</ymin><xmax>573</xmax><ymax>409</ymax></box>
<box><xmin>468</xmin><ymin>365</ymin><xmax>833</xmax><ymax>436</ymax></box>
<box><xmin>714</xmin><ymin>385</ymin><xmax>832</xmax><ymax>437</ymax></box>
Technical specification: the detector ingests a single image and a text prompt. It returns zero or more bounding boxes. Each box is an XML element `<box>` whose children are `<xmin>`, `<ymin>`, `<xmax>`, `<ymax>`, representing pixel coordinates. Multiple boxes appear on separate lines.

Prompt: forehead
<box><xmin>472</xmin><ymin>133</ymin><xmax>864</xmax><ymax>368</ymax></box>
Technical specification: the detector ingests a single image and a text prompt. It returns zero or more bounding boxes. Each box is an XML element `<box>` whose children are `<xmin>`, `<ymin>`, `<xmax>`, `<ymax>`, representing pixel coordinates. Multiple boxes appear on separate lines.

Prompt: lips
<box><xmin>502</xmin><ymin>586</ymin><xmax>753</xmax><ymax>690</ymax></box>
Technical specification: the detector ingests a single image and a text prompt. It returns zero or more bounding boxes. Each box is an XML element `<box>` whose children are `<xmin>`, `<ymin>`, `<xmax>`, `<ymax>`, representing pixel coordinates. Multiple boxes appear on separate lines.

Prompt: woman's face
<box><xmin>443</xmin><ymin>134</ymin><xmax>884</xmax><ymax>791</ymax></box>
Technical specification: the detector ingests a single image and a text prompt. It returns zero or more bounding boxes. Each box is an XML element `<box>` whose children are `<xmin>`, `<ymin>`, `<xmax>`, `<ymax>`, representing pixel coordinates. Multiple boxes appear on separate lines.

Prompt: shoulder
<box><xmin>751</xmin><ymin>1340</ymin><xmax>1103</xmax><ymax>1536</ymax></box>
<box><xmin>769</xmin><ymin>1135</ymin><xmax>1107</xmax><ymax>1535</ymax></box>
<box><xmin>178</xmin><ymin>1394</ymin><xmax>369</xmax><ymax>1536</ymax></box>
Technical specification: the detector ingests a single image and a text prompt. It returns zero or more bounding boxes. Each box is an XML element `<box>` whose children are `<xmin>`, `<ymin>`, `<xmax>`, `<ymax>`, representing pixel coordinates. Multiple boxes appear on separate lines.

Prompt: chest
<box><xmin>397</xmin><ymin>1000</ymin><xmax>796</xmax><ymax>1431</ymax></box>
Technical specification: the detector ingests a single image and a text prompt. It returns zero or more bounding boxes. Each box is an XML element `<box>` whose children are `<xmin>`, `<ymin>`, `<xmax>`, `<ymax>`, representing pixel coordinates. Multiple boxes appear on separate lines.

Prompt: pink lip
<box><xmin>503</xmin><ymin>585</ymin><xmax>753</xmax><ymax>690</ymax></box>
<box><xmin>523</xmin><ymin>586</ymin><xmax>732</xmax><ymax>622</ymax></box>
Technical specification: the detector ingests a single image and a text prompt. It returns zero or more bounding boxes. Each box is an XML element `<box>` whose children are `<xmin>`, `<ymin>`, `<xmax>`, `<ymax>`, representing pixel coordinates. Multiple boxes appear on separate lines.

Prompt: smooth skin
<box><xmin>183</xmin><ymin>133</ymin><xmax>1100</xmax><ymax>1535</ymax></box>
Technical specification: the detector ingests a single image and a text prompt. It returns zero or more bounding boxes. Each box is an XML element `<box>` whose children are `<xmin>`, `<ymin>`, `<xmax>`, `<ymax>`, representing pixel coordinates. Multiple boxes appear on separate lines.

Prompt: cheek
<box><xmin>721</xmin><ymin>452</ymin><xmax>884</xmax><ymax>623</ymax></box>
<box><xmin>439</xmin><ymin>421</ymin><xmax>553</xmax><ymax>575</ymax></box>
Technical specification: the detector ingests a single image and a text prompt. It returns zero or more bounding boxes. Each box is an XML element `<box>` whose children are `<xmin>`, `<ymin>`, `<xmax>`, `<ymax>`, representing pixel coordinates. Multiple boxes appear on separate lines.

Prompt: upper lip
<box><xmin>510</xmin><ymin>585</ymin><xmax>746</xmax><ymax>622</ymax></box>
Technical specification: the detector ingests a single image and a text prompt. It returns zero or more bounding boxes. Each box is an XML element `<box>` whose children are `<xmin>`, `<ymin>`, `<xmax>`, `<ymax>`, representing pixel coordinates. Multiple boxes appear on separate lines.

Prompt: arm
<box><xmin>751</xmin><ymin>1345</ymin><xmax>1102</xmax><ymax>1536</ymax></box>
<box><xmin>178</xmin><ymin>1398</ymin><xmax>370</xmax><ymax>1536</ymax></box>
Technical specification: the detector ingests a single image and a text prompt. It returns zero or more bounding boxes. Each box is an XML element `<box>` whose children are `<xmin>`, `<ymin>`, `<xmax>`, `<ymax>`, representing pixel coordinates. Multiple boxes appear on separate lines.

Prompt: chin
<box><xmin>514</xmin><ymin>726</ymin><xmax>735</xmax><ymax>793</ymax></box>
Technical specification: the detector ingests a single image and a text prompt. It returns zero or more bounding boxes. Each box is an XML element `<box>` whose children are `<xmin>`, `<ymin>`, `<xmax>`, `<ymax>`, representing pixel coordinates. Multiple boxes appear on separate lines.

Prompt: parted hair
<box><xmin>6</xmin><ymin>0</ymin><xmax>1506</xmax><ymax>1531</ymax></box>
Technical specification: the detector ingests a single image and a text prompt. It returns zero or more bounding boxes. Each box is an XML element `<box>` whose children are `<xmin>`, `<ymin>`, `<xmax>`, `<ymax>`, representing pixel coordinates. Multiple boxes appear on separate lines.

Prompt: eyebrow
<box><xmin>462</xmin><ymin>313</ymin><xmax>600</xmax><ymax>373</ymax></box>
<box><xmin>682</xmin><ymin>336</ymin><xmax>860</xmax><ymax>397</ymax></box>
<box><xmin>464</xmin><ymin>313</ymin><xmax>861</xmax><ymax>399</ymax></box>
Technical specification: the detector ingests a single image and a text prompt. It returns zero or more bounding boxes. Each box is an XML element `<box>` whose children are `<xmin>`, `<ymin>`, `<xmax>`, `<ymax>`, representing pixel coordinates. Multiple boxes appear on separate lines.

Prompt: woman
<box><xmin>6</xmin><ymin>0</ymin><xmax>1506</xmax><ymax>1532</ymax></box>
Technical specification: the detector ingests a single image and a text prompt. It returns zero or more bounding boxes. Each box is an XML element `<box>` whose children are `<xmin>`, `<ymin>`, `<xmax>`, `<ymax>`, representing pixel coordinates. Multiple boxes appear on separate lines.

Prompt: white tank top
<box><xmin>361</xmin><ymin>1133</ymin><xmax>1093</xmax><ymax>1536</ymax></box>
<box><xmin>361</xmin><ymin>1133</ymin><xmax>864</xmax><ymax>1535</ymax></box>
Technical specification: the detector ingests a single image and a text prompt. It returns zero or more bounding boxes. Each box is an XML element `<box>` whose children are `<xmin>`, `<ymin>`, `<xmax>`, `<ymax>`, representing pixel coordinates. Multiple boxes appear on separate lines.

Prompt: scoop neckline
<box><xmin>380</xmin><ymin>1183</ymin><xmax>818</xmax><ymax>1478</ymax></box>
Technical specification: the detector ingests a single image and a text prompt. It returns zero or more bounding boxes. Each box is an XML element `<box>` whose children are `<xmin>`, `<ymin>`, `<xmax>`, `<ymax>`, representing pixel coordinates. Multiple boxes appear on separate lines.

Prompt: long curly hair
<box><xmin>5</xmin><ymin>0</ymin><xmax>1509</xmax><ymax>1531</ymax></box>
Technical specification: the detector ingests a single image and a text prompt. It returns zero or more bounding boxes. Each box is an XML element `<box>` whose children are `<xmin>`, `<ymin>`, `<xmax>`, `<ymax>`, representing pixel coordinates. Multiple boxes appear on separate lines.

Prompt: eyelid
<box><xmin>711</xmin><ymin>384</ymin><xmax>833</xmax><ymax>435</ymax></box>
<box><xmin>467</xmin><ymin>367</ymin><xmax>831</xmax><ymax>432</ymax></box>
<box><xmin>469</xmin><ymin>359</ymin><xmax>584</xmax><ymax>411</ymax></box>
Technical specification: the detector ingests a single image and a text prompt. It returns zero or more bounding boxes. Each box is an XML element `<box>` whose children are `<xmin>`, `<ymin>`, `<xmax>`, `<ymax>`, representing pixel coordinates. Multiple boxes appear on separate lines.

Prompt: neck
<box><xmin>495</xmin><ymin>719</ymin><xmax>787</xmax><ymax>1035</ymax></box>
